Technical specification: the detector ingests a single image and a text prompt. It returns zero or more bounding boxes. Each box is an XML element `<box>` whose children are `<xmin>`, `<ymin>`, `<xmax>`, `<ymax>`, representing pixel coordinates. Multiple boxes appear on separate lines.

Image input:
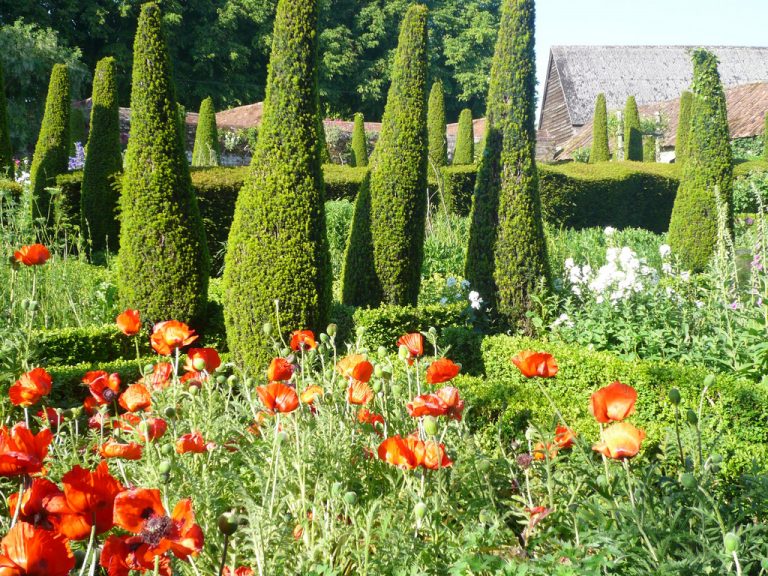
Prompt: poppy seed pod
<box><xmin>686</xmin><ymin>408</ymin><xmax>698</xmax><ymax>426</ymax></box>
<box><xmin>263</xmin><ymin>322</ymin><xmax>273</xmax><ymax>336</ymax></box>
<box><xmin>192</xmin><ymin>357</ymin><xmax>207</xmax><ymax>371</ymax></box>
<box><xmin>668</xmin><ymin>388</ymin><xmax>681</xmax><ymax>405</ymax></box>
<box><xmin>218</xmin><ymin>512</ymin><xmax>239</xmax><ymax>536</ymax></box>
<box><xmin>326</xmin><ymin>323</ymin><xmax>337</xmax><ymax>337</ymax></box>
<box><xmin>414</xmin><ymin>501</ymin><xmax>427</xmax><ymax>519</ymax></box>
<box><xmin>724</xmin><ymin>532</ymin><xmax>739</xmax><ymax>553</ymax></box>
<box><xmin>343</xmin><ymin>491</ymin><xmax>358</xmax><ymax>506</ymax></box>
<box><xmin>164</xmin><ymin>406</ymin><xmax>176</xmax><ymax>418</ymax></box>
<box><xmin>423</xmin><ymin>416</ymin><xmax>438</xmax><ymax>436</ymax></box>
<box><xmin>398</xmin><ymin>345</ymin><xmax>409</xmax><ymax>360</ymax></box>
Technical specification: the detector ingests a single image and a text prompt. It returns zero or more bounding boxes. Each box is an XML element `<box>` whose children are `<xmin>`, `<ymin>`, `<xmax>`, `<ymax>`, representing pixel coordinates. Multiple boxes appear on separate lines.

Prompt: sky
<box><xmin>535</xmin><ymin>0</ymin><xmax>768</xmax><ymax>105</ymax></box>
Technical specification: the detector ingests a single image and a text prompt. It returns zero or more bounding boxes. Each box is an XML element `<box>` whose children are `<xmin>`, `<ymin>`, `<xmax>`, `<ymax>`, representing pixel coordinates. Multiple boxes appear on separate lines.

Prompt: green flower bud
<box><xmin>355</xmin><ymin>326</ymin><xmax>366</xmax><ymax>338</ymax></box>
<box><xmin>423</xmin><ymin>416</ymin><xmax>438</xmax><ymax>436</ymax></box>
<box><xmin>189</xmin><ymin>386</ymin><xmax>199</xmax><ymax>396</ymax></box>
<box><xmin>374</xmin><ymin>365</ymin><xmax>384</xmax><ymax>378</ymax></box>
<box><xmin>245</xmin><ymin>377</ymin><xmax>255</xmax><ymax>387</ymax></box>
<box><xmin>703</xmin><ymin>374</ymin><xmax>716</xmax><ymax>387</ymax></box>
<box><xmin>158</xmin><ymin>460</ymin><xmax>172</xmax><ymax>474</ymax></box>
<box><xmin>668</xmin><ymin>388</ymin><xmax>681</xmax><ymax>405</ymax></box>
<box><xmin>680</xmin><ymin>472</ymin><xmax>696</xmax><ymax>490</ymax></box>
<box><xmin>372</xmin><ymin>381</ymin><xmax>381</xmax><ymax>393</ymax></box>
<box><xmin>263</xmin><ymin>322</ymin><xmax>273</xmax><ymax>336</ymax></box>
<box><xmin>218</xmin><ymin>512</ymin><xmax>239</xmax><ymax>536</ymax></box>
<box><xmin>331</xmin><ymin>482</ymin><xmax>343</xmax><ymax>496</ymax></box>
<box><xmin>216</xmin><ymin>375</ymin><xmax>227</xmax><ymax>384</ymax></box>
<box><xmin>724</xmin><ymin>532</ymin><xmax>739</xmax><ymax>554</ymax></box>
<box><xmin>326</xmin><ymin>324</ymin><xmax>337</xmax><ymax>337</ymax></box>
<box><xmin>428</xmin><ymin>327</ymin><xmax>437</xmax><ymax>336</ymax></box>
<box><xmin>227</xmin><ymin>374</ymin><xmax>238</xmax><ymax>385</ymax></box>
<box><xmin>192</xmin><ymin>357</ymin><xmax>207</xmax><ymax>371</ymax></box>
<box><xmin>319</xmin><ymin>333</ymin><xmax>329</xmax><ymax>344</ymax></box>
<box><xmin>143</xmin><ymin>364</ymin><xmax>155</xmax><ymax>376</ymax></box>
<box><xmin>414</xmin><ymin>502</ymin><xmax>428</xmax><ymax>520</ymax></box>
<box><xmin>164</xmin><ymin>406</ymin><xmax>176</xmax><ymax>418</ymax></box>
<box><xmin>377</xmin><ymin>346</ymin><xmax>387</xmax><ymax>359</ymax></box>
<box><xmin>398</xmin><ymin>345</ymin><xmax>409</xmax><ymax>360</ymax></box>
<box><xmin>686</xmin><ymin>408</ymin><xmax>698</xmax><ymax>426</ymax></box>
<box><xmin>343</xmin><ymin>491</ymin><xmax>358</xmax><ymax>506</ymax></box>
<box><xmin>160</xmin><ymin>443</ymin><xmax>175</xmax><ymax>456</ymax></box>
<box><xmin>477</xmin><ymin>459</ymin><xmax>491</xmax><ymax>474</ymax></box>
<box><xmin>276</xmin><ymin>431</ymin><xmax>289</xmax><ymax>445</ymax></box>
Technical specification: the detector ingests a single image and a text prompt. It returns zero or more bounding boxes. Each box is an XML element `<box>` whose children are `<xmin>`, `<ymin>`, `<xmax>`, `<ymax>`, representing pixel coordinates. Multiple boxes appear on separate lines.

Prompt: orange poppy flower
<box><xmin>224</xmin><ymin>566</ymin><xmax>255</xmax><ymax>576</ymax></box>
<box><xmin>150</xmin><ymin>320</ymin><xmax>198</xmax><ymax>356</ymax></box>
<box><xmin>13</xmin><ymin>244</ymin><xmax>51</xmax><ymax>266</ymax></box>
<box><xmin>434</xmin><ymin>386</ymin><xmax>465</xmax><ymax>420</ymax></box>
<box><xmin>290</xmin><ymin>330</ymin><xmax>317</xmax><ymax>351</ymax></box>
<box><xmin>135</xmin><ymin>418</ymin><xmax>168</xmax><ymax>443</ymax></box>
<box><xmin>113</xmin><ymin>488</ymin><xmax>204</xmax><ymax>561</ymax></box>
<box><xmin>421</xmin><ymin>439</ymin><xmax>453</xmax><ymax>470</ymax></box>
<box><xmin>116</xmin><ymin>309</ymin><xmax>141</xmax><ymax>336</ymax></box>
<box><xmin>336</xmin><ymin>355</ymin><xmax>374</xmax><ymax>383</ymax></box>
<box><xmin>347</xmin><ymin>381</ymin><xmax>374</xmax><ymax>405</ymax></box>
<box><xmin>8</xmin><ymin>478</ymin><xmax>63</xmax><ymax>531</ymax></box>
<box><xmin>183</xmin><ymin>348</ymin><xmax>221</xmax><ymax>373</ymax></box>
<box><xmin>10</xmin><ymin>367</ymin><xmax>52</xmax><ymax>407</ymax></box>
<box><xmin>300</xmin><ymin>385</ymin><xmax>324</xmax><ymax>405</ymax></box>
<box><xmin>176</xmin><ymin>431</ymin><xmax>213</xmax><ymax>454</ymax></box>
<box><xmin>141</xmin><ymin>362</ymin><xmax>174</xmax><ymax>390</ymax></box>
<box><xmin>99</xmin><ymin>439</ymin><xmax>144</xmax><ymax>460</ymax></box>
<box><xmin>267</xmin><ymin>357</ymin><xmax>294</xmax><ymax>382</ymax></box>
<box><xmin>397</xmin><ymin>333</ymin><xmax>424</xmax><ymax>357</ymax></box>
<box><xmin>554</xmin><ymin>425</ymin><xmax>576</xmax><ymax>449</ymax></box>
<box><xmin>83</xmin><ymin>371</ymin><xmax>121</xmax><ymax>404</ymax></box>
<box><xmin>357</xmin><ymin>408</ymin><xmax>385</xmax><ymax>428</ymax></box>
<box><xmin>256</xmin><ymin>382</ymin><xmax>299</xmax><ymax>414</ymax></box>
<box><xmin>592</xmin><ymin>421</ymin><xmax>646</xmax><ymax>460</ymax></box>
<box><xmin>0</xmin><ymin>423</ymin><xmax>53</xmax><ymax>477</ymax></box>
<box><xmin>425</xmin><ymin>358</ymin><xmax>461</xmax><ymax>384</ymax></box>
<box><xmin>0</xmin><ymin>522</ymin><xmax>74</xmax><ymax>576</ymax></box>
<box><xmin>511</xmin><ymin>350</ymin><xmax>559</xmax><ymax>378</ymax></box>
<box><xmin>100</xmin><ymin>534</ymin><xmax>172</xmax><ymax>576</ymax></box>
<box><xmin>36</xmin><ymin>407</ymin><xmax>65</xmax><ymax>430</ymax></box>
<box><xmin>533</xmin><ymin>442</ymin><xmax>558</xmax><ymax>461</ymax></box>
<box><xmin>119</xmin><ymin>383</ymin><xmax>151</xmax><ymax>412</ymax></box>
<box><xmin>589</xmin><ymin>381</ymin><xmax>638</xmax><ymax>424</ymax></box>
<box><xmin>407</xmin><ymin>393</ymin><xmax>448</xmax><ymax>418</ymax></box>
<box><xmin>377</xmin><ymin>436</ymin><xmax>419</xmax><ymax>470</ymax></box>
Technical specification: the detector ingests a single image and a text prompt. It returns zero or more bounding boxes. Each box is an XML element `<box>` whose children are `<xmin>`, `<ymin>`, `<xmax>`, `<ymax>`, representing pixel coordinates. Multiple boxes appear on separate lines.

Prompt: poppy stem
<box><xmin>78</xmin><ymin>523</ymin><xmax>97</xmax><ymax>576</ymax></box>
<box><xmin>673</xmin><ymin>405</ymin><xmax>685</xmax><ymax>468</ymax></box>
<box><xmin>10</xmin><ymin>480</ymin><xmax>23</xmax><ymax>527</ymax></box>
<box><xmin>218</xmin><ymin>533</ymin><xmax>230</xmax><ymax>576</ymax></box>
<box><xmin>153</xmin><ymin>555</ymin><xmax>160</xmax><ymax>576</ymax></box>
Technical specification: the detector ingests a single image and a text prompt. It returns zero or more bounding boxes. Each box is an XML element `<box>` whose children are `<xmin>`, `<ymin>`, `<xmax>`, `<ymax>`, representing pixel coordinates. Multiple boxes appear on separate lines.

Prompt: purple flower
<box><xmin>752</xmin><ymin>254</ymin><xmax>763</xmax><ymax>271</ymax></box>
<box><xmin>68</xmin><ymin>142</ymin><xmax>86</xmax><ymax>171</ymax></box>
<box><xmin>729</xmin><ymin>301</ymin><xmax>741</xmax><ymax>310</ymax></box>
<box><xmin>745</xmin><ymin>217</ymin><xmax>755</xmax><ymax>226</ymax></box>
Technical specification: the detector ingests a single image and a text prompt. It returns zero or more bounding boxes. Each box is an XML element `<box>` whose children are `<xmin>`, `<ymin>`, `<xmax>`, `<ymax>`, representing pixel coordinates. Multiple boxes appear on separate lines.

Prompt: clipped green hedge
<box><xmin>438</xmin><ymin>165</ymin><xmax>476</xmax><ymax>216</ymax></box>
<box><xmin>458</xmin><ymin>335</ymin><xmax>768</xmax><ymax>477</ymax></box>
<box><xmin>322</xmin><ymin>165</ymin><xmax>369</xmax><ymax>200</ymax></box>
<box><xmin>33</xmin><ymin>325</ymin><xmax>150</xmax><ymax>367</ymax></box>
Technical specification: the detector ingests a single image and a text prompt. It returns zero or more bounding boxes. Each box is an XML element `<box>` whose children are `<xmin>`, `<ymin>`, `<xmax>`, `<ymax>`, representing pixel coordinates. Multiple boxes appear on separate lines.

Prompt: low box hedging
<box><xmin>34</xmin><ymin>325</ymin><xmax>150</xmax><ymax>366</ymax></box>
<box><xmin>323</xmin><ymin>164</ymin><xmax>369</xmax><ymax>200</ymax></box>
<box><xmin>457</xmin><ymin>335</ymin><xmax>768</xmax><ymax>477</ymax></box>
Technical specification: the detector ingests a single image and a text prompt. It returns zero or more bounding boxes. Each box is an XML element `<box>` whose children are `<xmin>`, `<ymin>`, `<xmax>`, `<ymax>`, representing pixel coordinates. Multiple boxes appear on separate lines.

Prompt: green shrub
<box><xmin>46</xmin><ymin>357</ymin><xmax>153</xmax><ymax>404</ymax></box>
<box><xmin>452</xmin><ymin>109</ymin><xmax>474</xmax><ymax>166</ymax></box>
<box><xmin>117</xmin><ymin>3</ymin><xmax>210</xmax><ymax>326</ymax></box>
<box><xmin>318</xmin><ymin>116</ymin><xmax>331</xmax><ymax>165</ymax></box>
<box><xmin>669</xmin><ymin>49</ymin><xmax>733</xmax><ymax>272</ymax></box>
<box><xmin>322</xmin><ymin>164</ymin><xmax>368</xmax><ymax>200</ymax></box>
<box><xmin>191</xmin><ymin>96</ymin><xmax>220</xmax><ymax>167</ymax></box>
<box><xmin>54</xmin><ymin>171</ymin><xmax>87</xmax><ymax>238</ymax></box>
<box><xmin>69</xmin><ymin>107</ymin><xmax>86</xmax><ymax>155</ymax></box>
<box><xmin>643</xmin><ymin>135</ymin><xmax>656</xmax><ymax>162</ymax></box>
<box><xmin>427</xmin><ymin>80</ymin><xmax>447</xmax><ymax>167</ymax></box>
<box><xmin>341</xmin><ymin>172</ymin><xmax>379</xmax><ymax>307</ymax></box>
<box><xmin>623</xmin><ymin>95</ymin><xmax>642</xmax><ymax>161</ymax></box>
<box><xmin>81</xmin><ymin>57</ymin><xmax>122</xmax><ymax>254</ymax></box>
<box><xmin>177</xmin><ymin>102</ymin><xmax>187</xmax><ymax>154</ymax></box>
<box><xmin>675</xmin><ymin>91</ymin><xmax>692</xmax><ymax>166</ymax></box>
<box><xmin>224</xmin><ymin>0</ymin><xmax>332</xmax><ymax>371</ymax></box>
<box><xmin>33</xmin><ymin>325</ymin><xmax>150</xmax><ymax>367</ymax></box>
<box><xmin>30</xmin><ymin>63</ymin><xmax>70</xmax><ymax>225</ymax></box>
<box><xmin>325</xmin><ymin>199</ymin><xmax>354</xmax><ymax>282</ymax></box>
<box><xmin>368</xmin><ymin>5</ymin><xmax>429</xmax><ymax>307</ymax></box>
<box><xmin>441</xmin><ymin>164</ymin><xmax>476</xmax><ymax>216</ymax></box>
<box><xmin>589</xmin><ymin>93</ymin><xmax>609</xmax><ymax>163</ymax></box>
<box><xmin>0</xmin><ymin>59</ymin><xmax>12</xmax><ymax>178</ymax></box>
<box><xmin>350</xmin><ymin>112</ymin><xmax>368</xmax><ymax>168</ymax></box>
<box><xmin>732</xmin><ymin>169</ymin><xmax>768</xmax><ymax>213</ymax></box>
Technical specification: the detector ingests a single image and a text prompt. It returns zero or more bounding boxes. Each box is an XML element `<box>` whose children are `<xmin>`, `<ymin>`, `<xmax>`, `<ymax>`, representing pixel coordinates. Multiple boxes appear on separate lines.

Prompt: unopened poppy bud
<box><xmin>276</xmin><ymin>431</ymin><xmax>289</xmax><ymax>445</ymax></box>
<box><xmin>158</xmin><ymin>460</ymin><xmax>172</xmax><ymax>474</ymax></box>
<box><xmin>374</xmin><ymin>365</ymin><xmax>384</xmax><ymax>378</ymax></box>
<box><xmin>390</xmin><ymin>384</ymin><xmax>401</xmax><ymax>397</ymax></box>
<box><xmin>703</xmin><ymin>374</ymin><xmax>716</xmax><ymax>387</ymax></box>
<box><xmin>331</xmin><ymin>482</ymin><xmax>343</xmax><ymax>496</ymax></box>
<box><xmin>477</xmin><ymin>459</ymin><xmax>491</xmax><ymax>473</ymax></box>
<box><xmin>680</xmin><ymin>472</ymin><xmax>696</xmax><ymax>490</ymax></box>
<box><xmin>668</xmin><ymin>388</ymin><xmax>681</xmax><ymax>405</ymax></box>
<box><xmin>193</xmin><ymin>357</ymin><xmax>207</xmax><ymax>371</ymax></box>
<box><xmin>263</xmin><ymin>322</ymin><xmax>273</xmax><ymax>336</ymax></box>
<box><xmin>216</xmin><ymin>375</ymin><xmax>227</xmax><ymax>384</ymax></box>
<box><xmin>686</xmin><ymin>408</ymin><xmax>698</xmax><ymax>426</ymax></box>
<box><xmin>326</xmin><ymin>323</ymin><xmax>337</xmax><ymax>337</ymax></box>
<box><xmin>414</xmin><ymin>501</ymin><xmax>427</xmax><ymax>519</ymax></box>
<box><xmin>226</xmin><ymin>374</ymin><xmax>238</xmax><ymax>386</ymax></box>
<box><xmin>143</xmin><ymin>363</ymin><xmax>155</xmax><ymax>376</ymax></box>
<box><xmin>398</xmin><ymin>345</ymin><xmax>409</xmax><ymax>360</ymax></box>
<box><xmin>372</xmin><ymin>381</ymin><xmax>381</xmax><ymax>393</ymax></box>
<box><xmin>164</xmin><ymin>406</ymin><xmax>176</xmax><ymax>418</ymax></box>
<box><xmin>724</xmin><ymin>532</ymin><xmax>739</xmax><ymax>554</ymax></box>
<box><xmin>343</xmin><ymin>491</ymin><xmax>358</xmax><ymax>506</ymax></box>
<box><xmin>356</xmin><ymin>326</ymin><xmax>366</xmax><ymax>338</ymax></box>
<box><xmin>189</xmin><ymin>386</ymin><xmax>199</xmax><ymax>396</ymax></box>
<box><xmin>428</xmin><ymin>327</ymin><xmax>437</xmax><ymax>336</ymax></box>
<box><xmin>423</xmin><ymin>416</ymin><xmax>438</xmax><ymax>436</ymax></box>
<box><xmin>377</xmin><ymin>346</ymin><xmax>387</xmax><ymax>359</ymax></box>
<box><xmin>160</xmin><ymin>444</ymin><xmax>175</xmax><ymax>456</ymax></box>
<box><xmin>218</xmin><ymin>512</ymin><xmax>239</xmax><ymax>536</ymax></box>
<box><xmin>319</xmin><ymin>333</ymin><xmax>329</xmax><ymax>344</ymax></box>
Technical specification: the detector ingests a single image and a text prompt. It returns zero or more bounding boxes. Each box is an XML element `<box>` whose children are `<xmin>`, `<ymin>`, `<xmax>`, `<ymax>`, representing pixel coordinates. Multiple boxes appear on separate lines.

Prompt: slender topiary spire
<box><xmin>466</xmin><ymin>0</ymin><xmax>549</xmax><ymax>328</ymax></box>
<box><xmin>191</xmin><ymin>96</ymin><xmax>220</xmax><ymax>167</ymax></box>
<box><xmin>0</xmin><ymin>59</ymin><xmax>13</xmax><ymax>179</ymax></box>
<box><xmin>367</xmin><ymin>4</ymin><xmax>429</xmax><ymax>306</ymax></box>
<box><xmin>624</xmin><ymin>96</ymin><xmax>642</xmax><ymax>161</ymax></box>
<box><xmin>224</xmin><ymin>0</ymin><xmax>331</xmax><ymax>369</ymax></box>
<box><xmin>117</xmin><ymin>3</ymin><xmax>210</xmax><ymax>325</ymax></box>
<box><xmin>350</xmin><ymin>112</ymin><xmax>368</xmax><ymax>167</ymax></box>
<box><xmin>676</xmin><ymin>91</ymin><xmax>693</xmax><ymax>166</ymax></box>
<box><xmin>318</xmin><ymin>115</ymin><xmax>331</xmax><ymax>164</ymax></box>
<box><xmin>453</xmin><ymin>109</ymin><xmax>474</xmax><ymax>165</ymax></box>
<box><xmin>668</xmin><ymin>49</ymin><xmax>733</xmax><ymax>272</ymax></box>
<box><xmin>589</xmin><ymin>93</ymin><xmax>610</xmax><ymax>163</ymax></box>
<box><xmin>177</xmin><ymin>103</ymin><xmax>187</xmax><ymax>157</ymax></box>
<box><xmin>341</xmin><ymin>173</ymin><xmax>378</xmax><ymax>306</ymax></box>
<box><xmin>69</xmin><ymin>107</ymin><xmax>86</xmax><ymax>156</ymax></box>
<box><xmin>428</xmin><ymin>80</ymin><xmax>448</xmax><ymax>167</ymax></box>
<box><xmin>30</xmin><ymin>64</ymin><xmax>70</xmax><ymax>225</ymax></box>
<box><xmin>81</xmin><ymin>56</ymin><xmax>123</xmax><ymax>254</ymax></box>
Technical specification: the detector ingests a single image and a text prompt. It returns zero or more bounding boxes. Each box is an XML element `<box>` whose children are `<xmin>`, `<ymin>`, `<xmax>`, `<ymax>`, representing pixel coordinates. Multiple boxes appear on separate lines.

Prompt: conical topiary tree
<box><xmin>350</xmin><ymin>112</ymin><xmax>368</xmax><ymax>167</ymax></box>
<box><xmin>668</xmin><ymin>49</ymin><xmax>733</xmax><ymax>272</ymax></box>
<box><xmin>428</xmin><ymin>80</ymin><xmax>447</xmax><ymax>167</ymax></box>
<box><xmin>676</xmin><ymin>91</ymin><xmax>693</xmax><ymax>166</ymax></box>
<box><xmin>30</xmin><ymin>64</ymin><xmax>70</xmax><ymax>224</ymax></box>
<box><xmin>81</xmin><ymin>56</ymin><xmax>123</xmax><ymax>254</ymax></box>
<box><xmin>341</xmin><ymin>173</ymin><xmax>379</xmax><ymax>306</ymax></box>
<box><xmin>367</xmin><ymin>4</ymin><xmax>429</xmax><ymax>306</ymax></box>
<box><xmin>589</xmin><ymin>93</ymin><xmax>610</xmax><ymax>163</ymax></box>
<box><xmin>69</xmin><ymin>107</ymin><xmax>86</xmax><ymax>155</ymax></box>
<box><xmin>117</xmin><ymin>3</ymin><xmax>210</xmax><ymax>325</ymax></box>
<box><xmin>624</xmin><ymin>96</ymin><xmax>642</xmax><ymax>161</ymax></box>
<box><xmin>318</xmin><ymin>115</ymin><xmax>331</xmax><ymax>164</ymax></box>
<box><xmin>177</xmin><ymin>103</ymin><xmax>187</xmax><ymax>157</ymax></box>
<box><xmin>465</xmin><ymin>0</ymin><xmax>549</xmax><ymax>327</ymax></box>
<box><xmin>223</xmin><ymin>0</ymin><xmax>331</xmax><ymax>370</ymax></box>
<box><xmin>0</xmin><ymin>59</ymin><xmax>13</xmax><ymax>179</ymax></box>
<box><xmin>191</xmin><ymin>96</ymin><xmax>220</xmax><ymax>167</ymax></box>
<box><xmin>453</xmin><ymin>109</ymin><xmax>474</xmax><ymax>165</ymax></box>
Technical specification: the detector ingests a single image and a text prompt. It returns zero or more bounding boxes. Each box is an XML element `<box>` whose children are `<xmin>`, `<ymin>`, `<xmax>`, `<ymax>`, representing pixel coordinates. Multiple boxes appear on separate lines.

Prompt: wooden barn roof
<box><xmin>543</xmin><ymin>45</ymin><xmax>768</xmax><ymax>129</ymax></box>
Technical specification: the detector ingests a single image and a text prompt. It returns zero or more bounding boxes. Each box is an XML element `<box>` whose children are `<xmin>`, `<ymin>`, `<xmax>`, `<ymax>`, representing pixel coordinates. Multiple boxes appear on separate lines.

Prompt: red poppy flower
<box><xmin>0</xmin><ymin>423</ymin><xmax>53</xmax><ymax>477</ymax></box>
<box><xmin>224</xmin><ymin>567</ymin><xmax>255</xmax><ymax>576</ymax></box>
<box><xmin>256</xmin><ymin>382</ymin><xmax>299</xmax><ymax>414</ymax></box>
<box><xmin>420</xmin><ymin>439</ymin><xmax>453</xmax><ymax>470</ymax></box>
<box><xmin>183</xmin><ymin>348</ymin><xmax>221</xmax><ymax>373</ymax></box>
<box><xmin>357</xmin><ymin>408</ymin><xmax>385</xmax><ymax>428</ymax></box>
<box><xmin>267</xmin><ymin>357</ymin><xmax>294</xmax><ymax>382</ymax></box>
<box><xmin>434</xmin><ymin>386</ymin><xmax>464</xmax><ymax>420</ymax></box>
<box><xmin>554</xmin><ymin>425</ymin><xmax>576</xmax><ymax>449</ymax></box>
<box><xmin>150</xmin><ymin>320</ymin><xmax>198</xmax><ymax>356</ymax></box>
<box><xmin>533</xmin><ymin>442</ymin><xmax>558</xmax><ymax>461</ymax></box>
<box><xmin>36</xmin><ymin>407</ymin><xmax>65</xmax><ymax>430</ymax></box>
<box><xmin>592</xmin><ymin>422</ymin><xmax>646</xmax><ymax>460</ymax></box>
<box><xmin>99</xmin><ymin>439</ymin><xmax>143</xmax><ymax>460</ymax></box>
<box><xmin>134</xmin><ymin>418</ymin><xmax>168</xmax><ymax>443</ymax></box>
<box><xmin>425</xmin><ymin>358</ymin><xmax>460</xmax><ymax>384</ymax></box>
<box><xmin>407</xmin><ymin>387</ymin><xmax>464</xmax><ymax>420</ymax></box>
<box><xmin>290</xmin><ymin>330</ymin><xmax>317</xmax><ymax>351</ymax></box>
<box><xmin>100</xmin><ymin>534</ymin><xmax>172</xmax><ymax>576</ymax></box>
<box><xmin>0</xmin><ymin>521</ymin><xmax>74</xmax><ymax>576</ymax></box>
<box><xmin>336</xmin><ymin>355</ymin><xmax>374</xmax><ymax>383</ymax></box>
<box><xmin>113</xmin><ymin>488</ymin><xmax>204</xmax><ymax>561</ymax></box>
<box><xmin>83</xmin><ymin>371</ymin><xmax>121</xmax><ymax>405</ymax></box>
<box><xmin>116</xmin><ymin>309</ymin><xmax>141</xmax><ymax>336</ymax></box>
<box><xmin>397</xmin><ymin>333</ymin><xmax>424</xmax><ymax>357</ymax></box>
<box><xmin>141</xmin><ymin>363</ymin><xmax>173</xmax><ymax>390</ymax></box>
<box><xmin>9</xmin><ymin>368</ymin><xmax>52</xmax><ymax>407</ymax></box>
<box><xmin>377</xmin><ymin>436</ymin><xmax>419</xmax><ymax>470</ymax></box>
<box><xmin>589</xmin><ymin>381</ymin><xmax>638</xmax><ymax>424</ymax></box>
<box><xmin>511</xmin><ymin>350</ymin><xmax>558</xmax><ymax>378</ymax></box>
<box><xmin>299</xmin><ymin>385</ymin><xmax>323</xmax><ymax>406</ymax></box>
<box><xmin>119</xmin><ymin>384</ymin><xmax>151</xmax><ymax>412</ymax></box>
<box><xmin>83</xmin><ymin>396</ymin><xmax>99</xmax><ymax>416</ymax></box>
<box><xmin>176</xmin><ymin>431</ymin><xmax>214</xmax><ymax>454</ymax></box>
<box><xmin>347</xmin><ymin>381</ymin><xmax>374</xmax><ymax>405</ymax></box>
<box><xmin>8</xmin><ymin>478</ymin><xmax>63</xmax><ymax>531</ymax></box>
<box><xmin>13</xmin><ymin>244</ymin><xmax>51</xmax><ymax>266</ymax></box>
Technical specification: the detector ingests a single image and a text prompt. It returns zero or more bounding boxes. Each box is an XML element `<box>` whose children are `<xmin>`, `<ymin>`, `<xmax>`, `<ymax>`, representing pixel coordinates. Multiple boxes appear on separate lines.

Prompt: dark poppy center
<box><xmin>102</xmin><ymin>389</ymin><xmax>116</xmax><ymax>402</ymax></box>
<box><xmin>140</xmin><ymin>514</ymin><xmax>172</xmax><ymax>547</ymax></box>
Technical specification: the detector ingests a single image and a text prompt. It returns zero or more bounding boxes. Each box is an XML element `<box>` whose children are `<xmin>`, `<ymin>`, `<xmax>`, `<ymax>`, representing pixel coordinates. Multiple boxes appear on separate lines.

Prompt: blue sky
<box><xmin>535</xmin><ymin>0</ymin><xmax>768</xmax><ymax>102</ymax></box>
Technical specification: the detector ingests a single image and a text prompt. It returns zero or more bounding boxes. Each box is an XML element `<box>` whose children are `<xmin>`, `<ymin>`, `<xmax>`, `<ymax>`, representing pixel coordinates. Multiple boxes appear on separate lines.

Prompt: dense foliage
<box><xmin>427</xmin><ymin>80</ymin><xmax>448</xmax><ymax>167</ymax></box>
<box><xmin>191</xmin><ymin>96</ymin><xmax>220</xmax><ymax>167</ymax></box>
<box><xmin>675</xmin><ymin>90</ymin><xmax>693</xmax><ymax>166</ymax></box>
<box><xmin>0</xmin><ymin>59</ymin><xmax>11</xmax><ymax>178</ymax></box>
<box><xmin>350</xmin><ymin>112</ymin><xmax>368</xmax><ymax>167</ymax></box>
<box><xmin>341</xmin><ymin>173</ymin><xmax>377</xmax><ymax>307</ymax></box>
<box><xmin>623</xmin><ymin>95</ymin><xmax>642</xmax><ymax>161</ymax></box>
<box><xmin>452</xmin><ymin>108</ymin><xmax>474</xmax><ymax>165</ymax></box>
<box><xmin>589</xmin><ymin>93</ymin><xmax>610</xmax><ymax>163</ymax></box>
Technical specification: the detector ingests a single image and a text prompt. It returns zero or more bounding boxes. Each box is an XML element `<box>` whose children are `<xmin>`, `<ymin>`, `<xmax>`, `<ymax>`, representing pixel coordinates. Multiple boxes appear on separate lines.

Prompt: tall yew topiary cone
<box><xmin>676</xmin><ymin>91</ymin><xmax>693</xmax><ymax>166</ymax></box>
<box><xmin>624</xmin><ymin>96</ymin><xmax>642</xmax><ymax>161</ymax></box>
<box><xmin>589</xmin><ymin>93</ymin><xmax>610</xmax><ymax>163</ymax></box>
<box><xmin>453</xmin><ymin>109</ymin><xmax>474</xmax><ymax>165</ymax></box>
<box><xmin>117</xmin><ymin>3</ymin><xmax>210</xmax><ymax>325</ymax></box>
<box><xmin>465</xmin><ymin>0</ymin><xmax>549</xmax><ymax>327</ymax></box>
<box><xmin>668</xmin><ymin>49</ymin><xmax>733</xmax><ymax>272</ymax></box>
<box><xmin>30</xmin><ymin>64</ymin><xmax>70</xmax><ymax>224</ymax></box>
<box><xmin>341</xmin><ymin>173</ymin><xmax>379</xmax><ymax>306</ymax></box>
<box><xmin>367</xmin><ymin>4</ymin><xmax>429</xmax><ymax>306</ymax></box>
<box><xmin>223</xmin><ymin>0</ymin><xmax>331</xmax><ymax>369</ymax></box>
<box><xmin>318</xmin><ymin>115</ymin><xmax>331</xmax><ymax>164</ymax></box>
<box><xmin>191</xmin><ymin>96</ymin><xmax>220</xmax><ymax>167</ymax></box>
<box><xmin>0</xmin><ymin>60</ymin><xmax>13</xmax><ymax>179</ymax></box>
<box><xmin>81</xmin><ymin>57</ymin><xmax>123</xmax><ymax>254</ymax></box>
<box><xmin>428</xmin><ymin>80</ymin><xmax>448</xmax><ymax>167</ymax></box>
<box><xmin>350</xmin><ymin>112</ymin><xmax>368</xmax><ymax>167</ymax></box>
